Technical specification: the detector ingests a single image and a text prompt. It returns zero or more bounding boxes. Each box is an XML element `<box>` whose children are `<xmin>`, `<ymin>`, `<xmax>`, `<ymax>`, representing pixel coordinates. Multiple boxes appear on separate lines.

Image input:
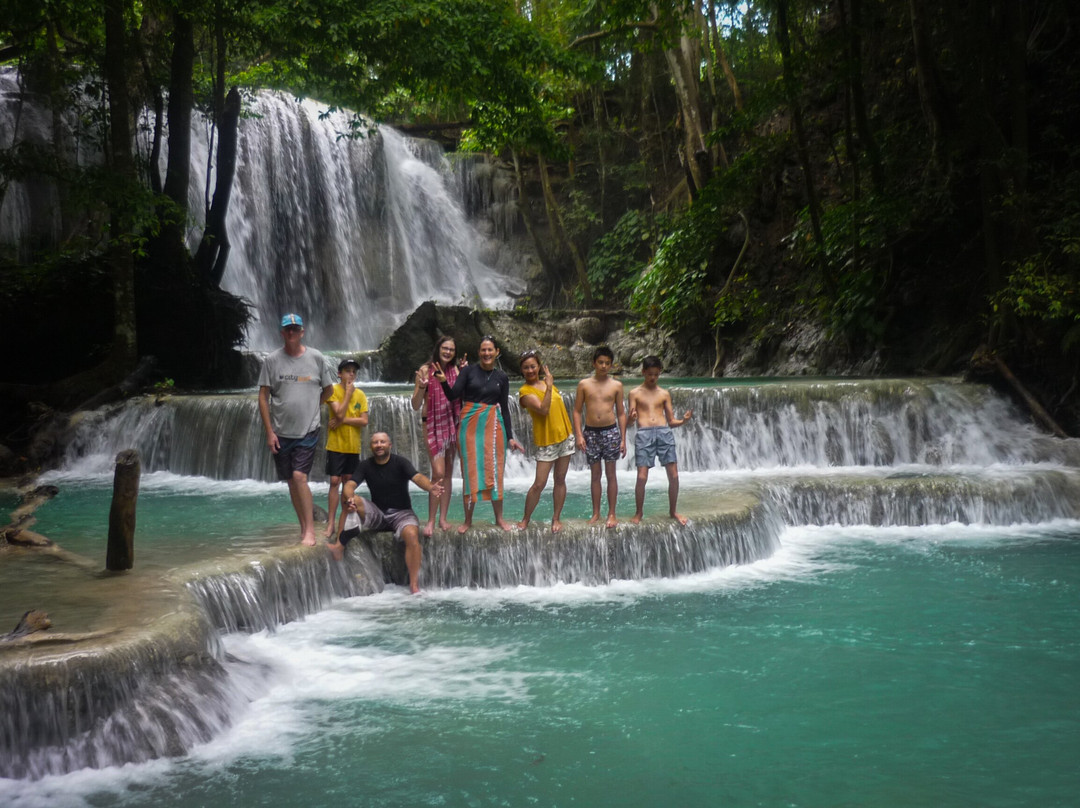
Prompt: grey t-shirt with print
<box><xmin>257</xmin><ymin>347</ymin><xmax>335</xmax><ymax>438</ymax></box>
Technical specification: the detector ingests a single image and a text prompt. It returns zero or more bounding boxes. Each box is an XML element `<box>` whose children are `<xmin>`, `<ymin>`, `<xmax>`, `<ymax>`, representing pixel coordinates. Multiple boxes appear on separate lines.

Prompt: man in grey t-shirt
<box><xmin>257</xmin><ymin>313</ymin><xmax>335</xmax><ymax>546</ymax></box>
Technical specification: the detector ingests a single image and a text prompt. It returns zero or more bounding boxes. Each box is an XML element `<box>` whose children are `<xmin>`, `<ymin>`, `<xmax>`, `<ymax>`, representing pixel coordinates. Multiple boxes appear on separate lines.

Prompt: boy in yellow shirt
<box><xmin>325</xmin><ymin>358</ymin><xmax>369</xmax><ymax>537</ymax></box>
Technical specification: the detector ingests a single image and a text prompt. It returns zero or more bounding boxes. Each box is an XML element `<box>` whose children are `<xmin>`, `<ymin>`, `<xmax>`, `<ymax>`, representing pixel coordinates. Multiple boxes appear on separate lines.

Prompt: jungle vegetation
<box><xmin>2</xmin><ymin>0</ymin><xmax>1080</xmax><ymax>433</ymax></box>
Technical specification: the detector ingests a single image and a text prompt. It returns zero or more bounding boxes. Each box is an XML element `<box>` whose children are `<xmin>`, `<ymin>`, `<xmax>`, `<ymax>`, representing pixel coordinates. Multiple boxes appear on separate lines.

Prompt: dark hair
<box><xmin>641</xmin><ymin>355</ymin><xmax>663</xmax><ymax>372</ymax></box>
<box><xmin>430</xmin><ymin>335</ymin><xmax>457</xmax><ymax>369</ymax></box>
<box><xmin>592</xmin><ymin>346</ymin><xmax>614</xmax><ymax>363</ymax></box>
<box><xmin>479</xmin><ymin>334</ymin><xmax>499</xmax><ymax>350</ymax></box>
<box><xmin>518</xmin><ymin>349</ymin><xmax>540</xmax><ymax>370</ymax></box>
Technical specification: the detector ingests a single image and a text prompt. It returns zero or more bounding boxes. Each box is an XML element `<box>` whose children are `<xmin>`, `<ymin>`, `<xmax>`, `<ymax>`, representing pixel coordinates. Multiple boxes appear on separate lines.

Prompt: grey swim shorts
<box><xmin>356</xmin><ymin>499</ymin><xmax>420</xmax><ymax>541</ymax></box>
<box><xmin>635</xmin><ymin>425</ymin><xmax>677</xmax><ymax>467</ymax></box>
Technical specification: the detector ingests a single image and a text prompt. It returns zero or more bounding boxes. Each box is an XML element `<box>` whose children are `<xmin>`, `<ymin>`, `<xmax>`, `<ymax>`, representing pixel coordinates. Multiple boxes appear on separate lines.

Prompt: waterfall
<box><xmin>0</xmin><ymin>611</ymin><xmax>239</xmax><ymax>780</ymax></box>
<box><xmin>365</xmin><ymin>502</ymin><xmax>784</xmax><ymax>588</ymax></box>
<box><xmin>1</xmin><ymin>69</ymin><xmax>527</xmax><ymax>349</ymax></box>
<box><xmin>210</xmin><ymin>94</ymin><xmax>526</xmax><ymax>349</ymax></box>
<box><xmin>57</xmin><ymin>379</ymin><xmax>1080</xmax><ymax>481</ymax></box>
<box><xmin>185</xmin><ymin>545</ymin><xmax>384</xmax><ymax>634</ymax></box>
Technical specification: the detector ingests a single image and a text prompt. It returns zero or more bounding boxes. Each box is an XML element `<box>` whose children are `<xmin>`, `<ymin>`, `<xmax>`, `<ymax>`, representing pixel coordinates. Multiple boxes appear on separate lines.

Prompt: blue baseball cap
<box><xmin>281</xmin><ymin>313</ymin><xmax>303</xmax><ymax>327</ymax></box>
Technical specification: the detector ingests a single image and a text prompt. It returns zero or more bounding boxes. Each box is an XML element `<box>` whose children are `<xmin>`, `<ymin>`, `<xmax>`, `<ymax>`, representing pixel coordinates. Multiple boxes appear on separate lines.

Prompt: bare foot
<box><xmin>423</xmin><ymin>521</ymin><xmax>434</xmax><ymax>538</ymax></box>
<box><xmin>438</xmin><ymin>519</ymin><xmax>451</xmax><ymax>531</ymax></box>
<box><xmin>517</xmin><ymin>520</ymin><xmax>530</xmax><ymax>530</ymax></box>
<box><xmin>410</xmin><ymin>584</ymin><xmax>421</xmax><ymax>594</ymax></box>
<box><xmin>631</xmin><ymin>514</ymin><xmax>643</xmax><ymax>524</ymax></box>
<box><xmin>326</xmin><ymin>540</ymin><xmax>344</xmax><ymax>562</ymax></box>
<box><xmin>588</xmin><ymin>514</ymin><xmax>601</xmax><ymax>525</ymax></box>
<box><xmin>551</xmin><ymin>520</ymin><xmax>563</xmax><ymax>533</ymax></box>
<box><xmin>605</xmin><ymin>515</ymin><xmax>618</xmax><ymax>529</ymax></box>
<box><xmin>300</xmin><ymin>535</ymin><xmax>317</xmax><ymax>547</ymax></box>
<box><xmin>495</xmin><ymin>519</ymin><xmax>514</xmax><ymax>531</ymax></box>
<box><xmin>671</xmin><ymin>512</ymin><xmax>689</xmax><ymax>526</ymax></box>
<box><xmin>323</xmin><ymin>525</ymin><xmax>335</xmax><ymax>539</ymax></box>
<box><xmin>457</xmin><ymin>522</ymin><xmax>472</xmax><ymax>534</ymax></box>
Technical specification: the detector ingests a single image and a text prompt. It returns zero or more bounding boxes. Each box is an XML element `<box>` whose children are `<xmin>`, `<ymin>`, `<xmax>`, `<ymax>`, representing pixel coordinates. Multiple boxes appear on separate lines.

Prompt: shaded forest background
<box><xmin>3</xmin><ymin>0</ymin><xmax>1080</xmax><ymax>455</ymax></box>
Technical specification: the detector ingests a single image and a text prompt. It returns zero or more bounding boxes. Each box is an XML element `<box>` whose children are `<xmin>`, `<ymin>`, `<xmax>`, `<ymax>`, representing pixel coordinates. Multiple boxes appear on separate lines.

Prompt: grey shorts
<box><xmin>535</xmin><ymin>433</ymin><xmax>576</xmax><ymax>463</ymax></box>
<box><xmin>584</xmin><ymin>423</ymin><xmax>622</xmax><ymax>465</ymax></box>
<box><xmin>357</xmin><ymin>499</ymin><xmax>420</xmax><ymax>541</ymax></box>
<box><xmin>274</xmin><ymin>429</ymin><xmax>319</xmax><ymax>481</ymax></box>
<box><xmin>635</xmin><ymin>425</ymin><xmax>677</xmax><ymax>467</ymax></box>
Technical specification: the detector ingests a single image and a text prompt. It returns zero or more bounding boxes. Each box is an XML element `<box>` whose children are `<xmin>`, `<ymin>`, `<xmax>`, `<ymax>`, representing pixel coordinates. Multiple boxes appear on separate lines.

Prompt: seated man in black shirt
<box><xmin>332</xmin><ymin>432</ymin><xmax>444</xmax><ymax>593</ymax></box>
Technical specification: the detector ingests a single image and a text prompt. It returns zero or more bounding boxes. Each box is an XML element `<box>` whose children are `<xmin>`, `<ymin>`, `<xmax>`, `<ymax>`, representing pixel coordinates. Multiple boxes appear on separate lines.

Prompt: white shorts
<box><xmin>535</xmin><ymin>433</ymin><xmax>576</xmax><ymax>463</ymax></box>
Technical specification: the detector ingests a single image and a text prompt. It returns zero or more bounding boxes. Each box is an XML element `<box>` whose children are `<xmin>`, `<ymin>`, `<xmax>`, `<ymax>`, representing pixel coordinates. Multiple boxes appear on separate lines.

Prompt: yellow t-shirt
<box><xmin>326</xmin><ymin>385</ymin><xmax>368</xmax><ymax>454</ymax></box>
<box><xmin>518</xmin><ymin>382</ymin><xmax>572</xmax><ymax>447</ymax></box>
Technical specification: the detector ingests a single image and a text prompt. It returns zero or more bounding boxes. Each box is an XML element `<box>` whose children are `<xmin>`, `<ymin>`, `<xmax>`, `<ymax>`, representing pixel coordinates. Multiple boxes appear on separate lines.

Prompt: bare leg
<box><xmin>665</xmin><ymin>463</ymin><xmax>687</xmax><ymax>525</ymax></box>
<box><xmin>401</xmin><ymin>525</ymin><xmax>423</xmax><ymax>593</ymax></box>
<box><xmin>493</xmin><ymin>498</ymin><xmax>513</xmax><ymax>530</ymax></box>
<box><xmin>289</xmin><ymin>471</ymin><xmax>316</xmax><ymax>545</ymax></box>
<box><xmin>519</xmin><ymin>459</ymin><xmax>554</xmax><ymax>529</ymax></box>
<box><xmin>438</xmin><ymin>446</ymin><xmax>456</xmax><ymax>530</ymax></box>
<box><xmin>326</xmin><ymin>476</ymin><xmax>340</xmax><ymax>537</ymax></box>
<box><xmin>604</xmin><ymin>461</ymin><xmax>619</xmax><ymax>528</ymax></box>
<box><xmin>588</xmin><ymin>463</ymin><xmax>602</xmax><ymax>523</ymax></box>
<box><xmin>424</xmin><ymin>453</ymin><xmax>445</xmax><ymax>537</ymax></box>
<box><xmin>458</xmin><ymin>498</ymin><xmax>475</xmax><ymax>534</ymax></box>
<box><xmin>632</xmin><ymin>466</ymin><xmax>650</xmax><ymax>523</ymax></box>
<box><xmin>551</xmin><ymin>455</ymin><xmax>571</xmax><ymax>532</ymax></box>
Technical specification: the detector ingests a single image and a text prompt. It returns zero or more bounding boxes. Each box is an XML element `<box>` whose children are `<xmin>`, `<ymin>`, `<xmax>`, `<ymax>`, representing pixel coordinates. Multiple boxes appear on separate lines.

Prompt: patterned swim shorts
<box><xmin>584</xmin><ymin>423</ymin><xmax>622</xmax><ymax>464</ymax></box>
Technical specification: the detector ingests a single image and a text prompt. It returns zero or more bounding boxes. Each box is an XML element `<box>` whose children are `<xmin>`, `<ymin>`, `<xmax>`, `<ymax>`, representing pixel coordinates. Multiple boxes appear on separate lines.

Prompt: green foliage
<box><xmin>994</xmin><ymin>259</ymin><xmax>1078</xmax><ymax>322</ymax></box>
<box><xmin>713</xmin><ymin>274</ymin><xmax>765</xmax><ymax>329</ymax></box>
<box><xmin>630</xmin><ymin>136</ymin><xmax>788</xmax><ymax>332</ymax></box>
<box><xmin>992</xmin><ymin>169</ymin><xmax>1080</xmax><ymax>326</ymax></box>
<box><xmin>585</xmin><ymin>210</ymin><xmax>660</xmax><ymax>306</ymax></box>
<box><xmin>790</xmin><ymin>196</ymin><xmax>912</xmax><ymax>343</ymax></box>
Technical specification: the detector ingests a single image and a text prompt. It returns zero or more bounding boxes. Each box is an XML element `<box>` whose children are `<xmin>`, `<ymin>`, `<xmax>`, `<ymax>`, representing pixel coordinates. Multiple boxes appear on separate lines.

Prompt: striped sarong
<box><xmin>458</xmin><ymin>401</ymin><xmax>506</xmax><ymax>504</ymax></box>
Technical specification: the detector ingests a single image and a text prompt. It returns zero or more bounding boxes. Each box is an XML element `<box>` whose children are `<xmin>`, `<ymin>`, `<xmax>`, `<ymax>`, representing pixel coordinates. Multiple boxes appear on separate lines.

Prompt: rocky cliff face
<box><xmin>378</xmin><ymin>301</ymin><xmax>879</xmax><ymax>380</ymax></box>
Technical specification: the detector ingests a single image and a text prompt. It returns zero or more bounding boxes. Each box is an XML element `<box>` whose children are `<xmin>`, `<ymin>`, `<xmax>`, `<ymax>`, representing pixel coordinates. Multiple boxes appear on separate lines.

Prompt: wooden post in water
<box><xmin>106</xmin><ymin>449</ymin><xmax>140</xmax><ymax>571</ymax></box>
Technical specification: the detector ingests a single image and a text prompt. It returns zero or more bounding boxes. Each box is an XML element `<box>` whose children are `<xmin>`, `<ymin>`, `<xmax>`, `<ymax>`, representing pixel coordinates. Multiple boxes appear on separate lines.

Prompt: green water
<box><xmin>9</xmin><ymin>522</ymin><xmax>1076</xmax><ymax>808</ymax></box>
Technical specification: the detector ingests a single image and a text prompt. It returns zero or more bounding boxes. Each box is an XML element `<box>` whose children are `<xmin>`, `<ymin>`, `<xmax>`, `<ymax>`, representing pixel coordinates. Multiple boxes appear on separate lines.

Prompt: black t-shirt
<box><xmin>354</xmin><ymin>454</ymin><xmax>419</xmax><ymax>511</ymax></box>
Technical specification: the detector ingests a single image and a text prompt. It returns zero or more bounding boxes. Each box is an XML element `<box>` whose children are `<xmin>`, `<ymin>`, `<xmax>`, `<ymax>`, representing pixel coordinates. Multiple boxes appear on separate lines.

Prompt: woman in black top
<box><xmin>435</xmin><ymin>335</ymin><xmax>523</xmax><ymax>531</ymax></box>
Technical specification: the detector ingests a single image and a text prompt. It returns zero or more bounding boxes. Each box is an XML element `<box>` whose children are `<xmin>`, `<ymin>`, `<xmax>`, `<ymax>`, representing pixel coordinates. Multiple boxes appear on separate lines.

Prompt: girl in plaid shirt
<box><xmin>411</xmin><ymin>336</ymin><xmax>464</xmax><ymax>535</ymax></box>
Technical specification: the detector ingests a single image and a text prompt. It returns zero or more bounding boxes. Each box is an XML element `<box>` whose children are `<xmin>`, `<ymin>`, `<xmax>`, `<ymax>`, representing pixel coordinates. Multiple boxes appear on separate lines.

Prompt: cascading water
<box><xmin>1</xmin><ymin>68</ymin><xmax>527</xmax><ymax>349</ymax></box>
<box><xmin>207</xmin><ymin>94</ymin><xmax>527</xmax><ymax>349</ymax></box>
<box><xmin>58</xmin><ymin>378</ymin><xmax>1080</xmax><ymax>480</ymax></box>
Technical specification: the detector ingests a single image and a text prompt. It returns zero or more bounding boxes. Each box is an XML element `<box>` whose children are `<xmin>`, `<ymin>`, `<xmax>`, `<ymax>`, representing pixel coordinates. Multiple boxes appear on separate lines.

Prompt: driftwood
<box><xmin>1</xmin><ymin>610</ymin><xmax>52</xmax><ymax>641</ymax></box>
<box><xmin>2</xmin><ymin>483</ymin><xmax>58</xmax><ymax>546</ymax></box>
<box><xmin>971</xmin><ymin>346</ymin><xmax>1070</xmax><ymax>438</ymax></box>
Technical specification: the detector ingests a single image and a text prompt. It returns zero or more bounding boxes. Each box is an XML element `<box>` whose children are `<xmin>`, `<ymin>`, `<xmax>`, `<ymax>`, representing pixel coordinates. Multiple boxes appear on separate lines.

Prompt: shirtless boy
<box><xmin>573</xmin><ymin>346</ymin><xmax>627</xmax><ymax>527</ymax></box>
<box><xmin>628</xmin><ymin>355</ymin><xmax>693</xmax><ymax>525</ymax></box>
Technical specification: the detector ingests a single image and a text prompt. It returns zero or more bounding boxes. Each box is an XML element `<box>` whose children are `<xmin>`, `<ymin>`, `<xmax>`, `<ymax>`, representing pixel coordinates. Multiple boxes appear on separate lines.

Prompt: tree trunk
<box><xmin>511</xmin><ymin>150</ymin><xmax>562</xmax><ymax>303</ymax></box>
<box><xmin>711</xmin><ymin>6</ymin><xmax>743</xmax><ymax>113</ymax></box>
<box><xmin>663</xmin><ymin>33</ymin><xmax>710</xmax><ymax>194</ymax></box>
<box><xmin>908</xmin><ymin>0</ymin><xmax>952</xmax><ymax>168</ymax></box>
<box><xmin>538</xmin><ymin>155</ymin><xmax>593</xmax><ymax>305</ymax></box>
<box><xmin>106</xmin><ymin>449</ymin><xmax>140</xmax><ymax>571</ymax></box>
<box><xmin>775</xmin><ymin>0</ymin><xmax>826</xmax><ymax>260</ymax></box>
<box><xmin>103</xmin><ymin>0</ymin><xmax>138</xmax><ymax>375</ymax></box>
<box><xmin>162</xmin><ymin>10</ymin><xmax>194</xmax><ymax>213</ymax></box>
<box><xmin>196</xmin><ymin>87</ymin><xmax>241</xmax><ymax>285</ymax></box>
<box><xmin>846</xmin><ymin>0</ymin><xmax>885</xmax><ymax>194</ymax></box>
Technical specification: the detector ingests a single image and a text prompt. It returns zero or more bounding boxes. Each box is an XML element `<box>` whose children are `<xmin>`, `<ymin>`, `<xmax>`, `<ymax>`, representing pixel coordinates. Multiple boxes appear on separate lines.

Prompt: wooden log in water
<box><xmin>106</xmin><ymin>449</ymin><xmax>140</xmax><ymax>571</ymax></box>
<box><xmin>1</xmin><ymin>609</ymin><xmax>52</xmax><ymax>641</ymax></box>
